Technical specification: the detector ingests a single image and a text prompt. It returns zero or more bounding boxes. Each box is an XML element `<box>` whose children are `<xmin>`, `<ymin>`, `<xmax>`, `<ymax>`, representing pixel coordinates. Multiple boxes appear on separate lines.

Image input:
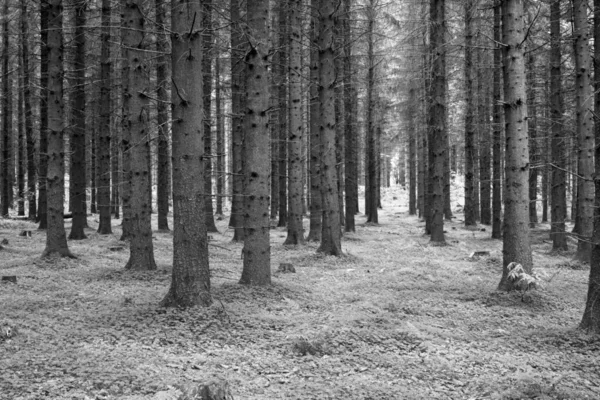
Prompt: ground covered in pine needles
<box><xmin>1</xmin><ymin>187</ymin><xmax>599</xmax><ymax>400</ymax></box>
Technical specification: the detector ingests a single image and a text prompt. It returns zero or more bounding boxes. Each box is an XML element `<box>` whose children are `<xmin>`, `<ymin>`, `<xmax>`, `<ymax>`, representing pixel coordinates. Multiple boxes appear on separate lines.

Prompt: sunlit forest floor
<box><xmin>1</xmin><ymin>186</ymin><xmax>599</xmax><ymax>400</ymax></box>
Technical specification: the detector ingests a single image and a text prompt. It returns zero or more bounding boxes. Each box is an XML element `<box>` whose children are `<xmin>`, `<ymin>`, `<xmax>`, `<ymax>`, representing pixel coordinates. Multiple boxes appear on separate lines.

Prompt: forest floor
<box><xmin>1</xmin><ymin>187</ymin><xmax>599</xmax><ymax>400</ymax></box>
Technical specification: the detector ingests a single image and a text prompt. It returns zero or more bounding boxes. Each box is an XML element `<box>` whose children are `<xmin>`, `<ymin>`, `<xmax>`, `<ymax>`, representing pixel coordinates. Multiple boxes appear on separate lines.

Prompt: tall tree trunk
<box><xmin>1</xmin><ymin>0</ymin><xmax>12</xmax><ymax>217</ymax></box>
<box><xmin>202</xmin><ymin>0</ymin><xmax>218</xmax><ymax>233</ymax></box>
<box><xmin>573</xmin><ymin>0</ymin><xmax>594</xmax><ymax>263</ymax></box>
<box><xmin>492</xmin><ymin>1</ymin><xmax>503</xmax><ymax>239</ymax></box>
<box><xmin>527</xmin><ymin>52</ymin><xmax>538</xmax><ymax>227</ymax></box>
<box><xmin>317</xmin><ymin>0</ymin><xmax>342</xmax><ymax>256</ymax></box>
<box><xmin>365</xmin><ymin>0</ymin><xmax>378</xmax><ymax>224</ymax></box>
<box><xmin>428</xmin><ymin>0</ymin><xmax>446</xmax><ymax>243</ymax></box>
<box><xmin>550</xmin><ymin>0</ymin><xmax>567</xmax><ymax>249</ymax></box>
<box><xmin>343</xmin><ymin>0</ymin><xmax>356</xmax><ymax>231</ymax></box>
<box><xmin>216</xmin><ymin>55</ymin><xmax>224</xmax><ymax>216</ymax></box>
<box><xmin>580</xmin><ymin>0</ymin><xmax>600</xmax><ymax>332</ymax></box>
<box><xmin>478</xmin><ymin>51</ymin><xmax>491</xmax><ymax>226</ymax></box>
<box><xmin>408</xmin><ymin>87</ymin><xmax>417</xmax><ymax>215</ymax></box>
<box><xmin>228</xmin><ymin>0</ymin><xmax>245</xmax><ymax>242</ymax></box>
<box><xmin>498</xmin><ymin>0</ymin><xmax>532</xmax><ymax>290</ymax></box>
<box><xmin>42</xmin><ymin>0</ymin><xmax>74</xmax><ymax>258</ymax></box>
<box><xmin>277</xmin><ymin>0</ymin><xmax>289</xmax><ymax>228</ymax></box>
<box><xmin>307</xmin><ymin>2</ymin><xmax>322</xmax><ymax>241</ymax></box>
<box><xmin>97</xmin><ymin>0</ymin><xmax>112</xmax><ymax>235</ymax></box>
<box><xmin>284</xmin><ymin>0</ymin><xmax>305</xmax><ymax>245</ymax></box>
<box><xmin>22</xmin><ymin>0</ymin><xmax>36</xmax><ymax>220</ymax></box>
<box><xmin>69</xmin><ymin>0</ymin><xmax>88</xmax><ymax>239</ymax></box>
<box><xmin>239</xmin><ymin>0</ymin><xmax>271</xmax><ymax>285</ymax></box>
<box><xmin>123</xmin><ymin>0</ymin><xmax>157</xmax><ymax>271</ymax></box>
<box><xmin>156</xmin><ymin>0</ymin><xmax>170</xmax><ymax>231</ymax></box>
<box><xmin>463</xmin><ymin>0</ymin><xmax>476</xmax><ymax>227</ymax></box>
<box><xmin>17</xmin><ymin>42</ymin><xmax>25</xmax><ymax>217</ymax></box>
<box><xmin>161</xmin><ymin>0</ymin><xmax>211</xmax><ymax>308</ymax></box>
<box><xmin>38</xmin><ymin>1</ymin><xmax>49</xmax><ymax>229</ymax></box>
<box><xmin>269</xmin><ymin>10</ymin><xmax>279</xmax><ymax>221</ymax></box>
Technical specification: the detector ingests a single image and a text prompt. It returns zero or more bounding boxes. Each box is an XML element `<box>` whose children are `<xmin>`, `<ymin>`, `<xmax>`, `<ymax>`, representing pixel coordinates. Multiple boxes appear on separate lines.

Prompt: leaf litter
<box><xmin>1</xmin><ymin>188</ymin><xmax>599</xmax><ymax>399</ymax></box>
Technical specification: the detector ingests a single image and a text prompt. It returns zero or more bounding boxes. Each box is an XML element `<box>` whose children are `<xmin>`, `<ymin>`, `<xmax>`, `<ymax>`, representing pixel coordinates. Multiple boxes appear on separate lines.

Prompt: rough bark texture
<box><xmin>277</xmin><ymin>0</ymin><xmax>289</xmax><ymax>228</ymax></box>
<box><xmin>229</xmin><ymin>0</ymin><xmax>245</xmax><ymax>242</ymax></box>
<box><xmin>284</xmin><ymin>0</ymin><xmax>305</xmax><ymax>245</ymax></box>
<box><xmin>69</xmin><ymin>0</ymin><xmax>88</xmax><ymax>240</ymax></box>
<box><xmin>215</xmin><ymin>55</ymin><xmax>224</xmax><ymax>216</ymax></box>
<box><xmin>161</xmin><ymin>0</ymin><xmax>211</xmax><ymax>308</ymax></box>
<box><xmin>17</xmin><ymin>46</ymin><xmax>25</xmax><ymax>217</ymax></box>
<box><xmin>42</xmin><ymin>0</ymin><xmax>74</xmax><ymax>258</ymax></box>
<box><xmin>22</xmin><ymin>0</ymin><xmax>36</xmax><ymax>220</ymax></box>
<box><xmin>580</xmin><ymin>0</ymin><xmax>600</xmax><ymax>332</ymax></box>
<box><xmin>38</xmin><ymin>1</ymin><xmax>49</xmax><ymax>229</ymax></box>
<box><xmin>498</xmin><ymin>0</ymin><xmax>532</xmax><ymax>290</ymax></box>
<box><xmin>239</xmin><ymin>0</ymin><xmax>271</xmax><ymax>285</ymax></box>
<box><xmin>492</xmin><ymin>2</ymin><xmax>502</xmax><ymax>239</ymax></box>
<box><xmin>408</xmin><ymin>87</ymin><xmax>417</xmax><ymax>215</ymax></box>
<box><xmin>317</xmin><ymin>0</ymin><xmax>342</xmax><ymax>256</ymax></box>
<box><xmin>573</xmin><ymin>0</ymin><xmax>594</xmax><ymax>263</ymax></box>
<box><xmin>202</xmin><ymin>0</ymin><xmax>218</xmax><ymax>233</ymax></box>
<box><xmin>343</xmin><ymin>0</ymin><xmax>356</xmax><ymax>231</ymax></box>
<box><xmin>478</xmin><ymin>52</ymin><xmax>491</xmax><ymax>226</ymax></box>
<box><xmin>1</xmin><ymin>0</ymin><xmax>12</xmax><ymax>217</ymax></box>
<box><xmin>307</xmin><ymin>1</ymin><xmax>322</xmax><ymax>242</ymax></box>
<box><xmin>123</xmin><ymin>0</ymin><xmax>157</xmax><ymax>271</ymax></box>
<box><xmin>365</xmin><ymin>0</ymin><xmax>378</xmax><ymax>224</ymax></box>
<box><xmin>527</xmin><ymin>53</ymin><xmax>538</xmax><ymax>227</ymax></box>
<box><xmin>156</xmin><ymin>0</ymin><xmax>170</xmax><ymax>231</ymax></box>
<box><xmin>463</xmin><ymin>0</ymin><xmax>477</xmax><ymax>227</ymax></box>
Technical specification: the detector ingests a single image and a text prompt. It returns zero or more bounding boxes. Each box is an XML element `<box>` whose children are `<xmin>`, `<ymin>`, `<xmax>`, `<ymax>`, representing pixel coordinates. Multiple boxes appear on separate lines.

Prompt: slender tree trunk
<box><xmin>69</xmin><ymin>0</ymin><xmax>88</xmax><ymax>239</ymax></box>
<box><xmin>239</xmin><ymin>0</ymin><xmax>271</xmax><ymax>285</ymax></box>
<box><xmin>527</xmin><ymin>53</ymin><xmax>538</xmax><ymax>227</ymax></box>
<box><xmin>317</xmin><ymin>0</ymin><xmax>342</xmax><ymax>256</ymax></box>
<box><xmin>277</xmin><ymin>0</ymin><xmax>289</xmax><ymax>228</ymax></box>
<box><xmin>123</xmin><ymin>0</ymin><xmax>157</xmax><ymax>271</ymax></box>
<box><xmin>408</xmin><ymin>88</ymin><xmax>417</xmax><ymax>215</ymax></box>
<box><xmin>161</xmin><ymin>0</ymin><xmax>211</xmax><ymax>308</ymax></box>
<box><xmin>17</xmin><ymin>43</ymin><xmax>25</xmax><ymax>217</ymax></box>
<box><xmin>216</xmin><ymin>55</ymin><xmax>224</xmax><ymax>216</ymax></box>
<box><xmin>269</xmin><ymin>11</ymin><xmax>279</xmax><ymax>221</ymax></box>
<box><xmin>156</xmin><ymin>0</ymin><xmax>170</xmax><ymax>231</ymax></box>
<box><xmin>202</xmin><ymin>0</ymin><xmax>218</xmax><ymax>233</ymax></box>
<box><xmin>38</xmin><ymin>2</ymin><xmax>49</xmax><ymax>228</ymax></box>
<box><xmin>42</xmin><ymin>0</ymin><xmax>74</xmax><ymax>258</ymax></box>
<box><xmin>228</xmin><ymin>0</ymin><xmax>245</xmax><ymax>242</ymax></box>
<box><xmin>365</xmin><ymin>0</ymin><xmax>378</xmax><ymax>224</ymax></box>
<box><xmin>21</xmin><ymin>0</ymin><xmax>36</xmax><ymax>220</ymax></box>
<box><xmin>343</xmin><ymin>0</ymin><xmax>356</xmax><ymax>231</ymax></box>
<box><xmin>1</xmin><ymin>0</ymin><xmax>12</xmax><ymax>217</ymax></box>
<box><xmin>464</xmin><ymin>0</ymin><xmax>476</xmax><ymax>227</ymax></box>
<box><xmin>492</xmin><ymin>2</ymin><xmax>503</xmax><ymax>239</ymax></box>
<box><xmin>284</xmin><ymin>0</ymin><xmax>305</xmax><ymax>245</ymax></box>
<box><xmin>478</xmin><ymin>51</ymin><xmax>491</xmax><ymax>226</ymax></box>
<box><xmin>580</xmin><ymin>0</ymin><xmax>600</xmax><ymax>332</ymax></box>
<box><xmin>307</xmin><ymin>2</ymin><xmax>322</xmax><ymax>241</ymax></box>
<box><xmin>428</xmin><ymin>0</ymin><xmax>446</xmax><ymax>243</ymax></box>
<box><xmin>498</xmin><ymin>0</ymin><xmax>532</xmax><ymax>290</ymax></box>
<box><xmin>573</xmin><ymin>0</ymin><xmax>594</xmax><ymax>263</ymax></box>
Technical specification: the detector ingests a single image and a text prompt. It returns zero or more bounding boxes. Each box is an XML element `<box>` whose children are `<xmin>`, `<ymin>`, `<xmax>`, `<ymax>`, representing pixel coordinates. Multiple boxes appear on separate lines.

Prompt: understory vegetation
<box><xmin>1</xmin><ymin>187</ymin><xmax>599</xmax><ymax>400</ymax></box>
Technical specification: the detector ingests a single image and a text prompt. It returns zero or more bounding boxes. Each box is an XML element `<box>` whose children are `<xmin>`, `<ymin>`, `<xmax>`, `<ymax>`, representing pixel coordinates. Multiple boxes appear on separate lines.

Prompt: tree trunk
<box><xmin>123</xmin><ymin>0</ymin><xmax>157</xmax><ymax>271</ymax></box>
<box><xmin>269</xmin><ymin>10</ymin><xmax>279</xmax><ymax>221</ymax></box>
<box><xmin>202</xmin><ymin>0</ymin><xmax>218</xmax><ymax>233</ymax></box>
<box><xmin>228</xmin><ymin>0</ymin><xmax>245</xmax><ymax>242</ymax></box>
<box><xmin>307</xmin><ymin>2</ymin><xmax>322</xmax><ymax>241</ymax></box>
<box><xmin>573</xmin><ymin>0</ymin><xmax>594</xmax><ymax>263</ymax></box>
<box><xmin>463</xmin><ymin>0</ymin><xmax>476</xmax><ymax>227</ymax></box>
<box><xmin>284</xmin><ymin>0</ymin><xmax>305</xmax><ymax>245</ymax></box>
<box><xmin>527</xmin><ymin>53</ymin><xmax>538</xmax><ymax>228</ymax></box>
<box><xmin>21</xmin><ymin>0</ymin><xmax>36</xmax><ymax>220</ymax></box>
<box><xmin>365</xmin><ymin>0</ymin><xmax>378</xmax><ymax>224</ymax></box>
<box><xmin>38</xmin><ymin>1</ymin><xmax>49</xmax><ymax>229</ymax></box>
<box><xmin>68</xmin><ymin>0</ymin><xmax>88</xmax><ymax>240</ymax></box>
<box><xmin>42</xmin><ymin>0</ymin><xmax>74</xmax><ymax>258</ymax></box>
<box><xmin>239</xmin><ymin>0</ymin><xmax>271</xmax><ymax>285</ymax></box>
<box><xmin>408</xmin><ymin>87</ymin><xmax>417</xmax><ymax>216</ymax></box>
<box><xmin>478</xmin><ymin>51</ymin><xmax>491</xmax><ymax>226</ymax></box>
<box><xmin>317</xmin><ymin>0</ymin><xmax>342</xmax><ymax>256</ymax></box>
<box><xmin>428</xmin><ymin>0</ymin><xmax>446</xmax><ymax>244</ymax></box>
<box><xmin>161</xmin><ymin>0</ymin><xmax>211</xmax><ymax>308</ymax></box>
<box><xmin>156</xmin><ymin>0</ymin><xmax>170</xmax><ymax>231</ymax></box>
<box><xmin>17</xmin><ymin>42</ymin><xmax>25</xmax><ymax>217</ymax></box>
<box><xmin>343</xmin><ymin>0</ymin><xmax>356</xmax><ymax>231</ymax></box>
<box><xmin>277</xmin><ymin>0</ymin><xmax>288</xmax><ymax>228</ymax></box>
<box><xmin>498</xmin><ymin>0</ymin><xmax>532</xmax><ymax>290</ymax></box>
<box><xmin>492</xmin><ymin>2</ymin><xmax>503</xmax><ymax>239</ymax></box>
<box><xmin>1</xmin><ymin>1</ymin><xmax>12</xmax><ymax>217</ymax></box>
<box><xmin>216</xmin><ymin>55</ymin><xmax>224</xmax><ymax>216</ymax></box>
<box><xmin>580</xmin><ymin>0</ymin><xmax>600</xmax><ymax>332</ymax></box>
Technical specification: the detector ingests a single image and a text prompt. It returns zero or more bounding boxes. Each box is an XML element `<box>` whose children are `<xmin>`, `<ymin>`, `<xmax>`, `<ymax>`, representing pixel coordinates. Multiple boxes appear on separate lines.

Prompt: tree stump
<box><xmin>278</xmin><ymin>263</ymin><xmax>296</xmax><ymax>273</ymax></box>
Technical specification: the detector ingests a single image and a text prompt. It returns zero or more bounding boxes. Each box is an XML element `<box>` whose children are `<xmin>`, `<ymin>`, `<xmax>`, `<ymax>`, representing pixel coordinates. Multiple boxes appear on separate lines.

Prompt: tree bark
<box><xmin>156</xmin><ymin>0</ymin><xmax>170</xmax><ymax>231</ymax></box>
<box><xmin>365</xmin><ymin>0</ymin><xmax>378</xmax><ymax>224</ymax></box>
<box><xmin>343</xmin><ymin>0</ymin><xmax>356</xmax><ymax>231</ymax></box>
<box><xmin>228</xmin><ymin>0</ymin><xmax>245</xmax><ymax>242</ymax></box>
<box><xmin>498</xmin><ymin>0</ymin><xmax>532</xmax><ymax>290</ymax></box>
<box><xmin>463</xmin><ymin>0</ymin><xmax>477</xmax><ymax>227</ymax></box>
<box><xmin>68</xmin><ymin>0</ymin><xmax>88</xmax><ymax>240</ymax></box>
<box><xmin>492</xmin><ymin>1</ymin><xmax>503</xmax><ymax>239</ymax></box>
<box><xmin>239</xmin><ymin>0</ymin><xmax>271</xmax><ymax>285</ymax></box>
<box><xmin>215</xmin><ymin>55</ymin><xmax>224</xmax><ymax>216</ymax></box>
<box><xmin>573</xmin><ymin>0</ymin><xmax>594</xmax><ymax>263</ymax></box>
<box><xmin>38</xmin><ymin>1</ymin><xmax>49</xmax><ymax>229</ymax></box>
<box><xmin>317</xmin><ymin>0</ymin><xmax>342</xmax><ymax>256</ymax></box>
<box><xmin>161</xmin><ymin>0</ymin><xmax>211</xmax><ymax>308</ymax></box>
<box><xmin>123</xmin><ymin>0</ymin><xmax>157</xmax><ymax>271</ymax></box>
<box><xmin>277</xmin><ymin>0</ymin><xmax>289</xmax><ymax>228</ymax></box>
<box><xmin>478</xmin><ymin>51</ymin><xmax>491</xmax><ymax>226</ymax></box>
<box><xmin>1</xmin><ymin>0</ymin><xmax>12</xmax><ymax>217</ymax></box>
<box><xmin>42</xmin><ymin>0</ymin><xmax>74</xmax><ymax>258</ymax></box>
<box><xmin>527</xmin><ymin>52</ymin><xmax>538</xmax><ymax>228</ymax></box>
<box><xmin>21</xmin><ymin>0</ymin><xmax>36</xmax><ymax>220</ymax></box>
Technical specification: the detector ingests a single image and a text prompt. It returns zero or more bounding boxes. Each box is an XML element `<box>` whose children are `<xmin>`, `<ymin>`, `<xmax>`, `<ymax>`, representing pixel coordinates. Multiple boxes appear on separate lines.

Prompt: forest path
<box><xmin>1</xmin><ymin>186</ymin><xmax>599</xmax><ymax>399</ymax></box>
